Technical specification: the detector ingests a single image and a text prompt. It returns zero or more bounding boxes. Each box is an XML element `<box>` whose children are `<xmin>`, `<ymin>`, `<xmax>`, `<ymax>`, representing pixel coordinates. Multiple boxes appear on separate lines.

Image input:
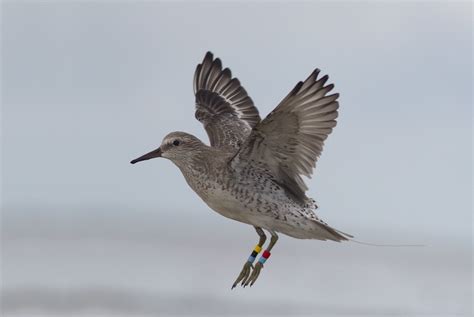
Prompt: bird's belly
<box><xmin>198</xmin><ymin>185</ymin><xmax>291</xmax><ymax>230</ymax></box>
<box><xmin>186</xmin><ymin>176</ymin><xmax>345</xmax><ymax>240</ymax></box>
<box><xmin>202</xmin><ymin>188</ymin><xmax>252</xmax><ymax>223</ymax></box>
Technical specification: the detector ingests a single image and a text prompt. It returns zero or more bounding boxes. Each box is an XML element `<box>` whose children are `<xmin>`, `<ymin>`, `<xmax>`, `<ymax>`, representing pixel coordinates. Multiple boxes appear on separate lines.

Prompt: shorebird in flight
<box><xmin>131</xmin><ymin>52</ymin><xmax>351</xmax><ymax>288</ymax></box>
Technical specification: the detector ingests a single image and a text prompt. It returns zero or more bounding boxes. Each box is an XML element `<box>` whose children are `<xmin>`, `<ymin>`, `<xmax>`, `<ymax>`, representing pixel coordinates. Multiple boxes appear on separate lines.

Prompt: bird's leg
<box><xmin>231</xmin><ymin>226</ymin><xmax>266</xmax><ymax>289</ymax></box>
<box><xmin>244</xmin><ymin>230</ymin><xmax>278</xmax><ymax>287</ymax></box>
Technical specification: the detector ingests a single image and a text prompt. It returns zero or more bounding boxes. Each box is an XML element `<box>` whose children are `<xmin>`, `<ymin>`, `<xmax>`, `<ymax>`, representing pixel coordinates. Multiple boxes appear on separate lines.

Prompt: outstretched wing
<box><xmin>233</xmin><ymin>69</ymin><xmax>339</xmax><ymax>203</ymax></box>
<box><xmin>194</xmin><ymin>52</ymin><xmax>260</xmax><ymax>149</ymax></box>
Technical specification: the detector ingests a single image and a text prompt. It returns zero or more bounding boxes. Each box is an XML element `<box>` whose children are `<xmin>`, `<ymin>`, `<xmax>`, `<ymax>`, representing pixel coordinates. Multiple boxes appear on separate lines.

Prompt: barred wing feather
<box><xmin>234</xmin><ymin>69</ymin><xmax>339</xmax><ymax>203</ymax></box>
<box><xmin>194</xmin><ymin>52</ymin><xmax>260</xmax><ymax>149</ymax></box>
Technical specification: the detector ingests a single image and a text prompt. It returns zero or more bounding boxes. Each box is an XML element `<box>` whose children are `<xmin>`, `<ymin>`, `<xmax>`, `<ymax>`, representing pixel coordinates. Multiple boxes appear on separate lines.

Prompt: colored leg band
<box><xmin>247</xmin><ymin>245</ymin><xmax>263</xmax><ymax>263</ymax></box>
<box><xmin>258</xmin><ymin>250</ymin><xmax>271</xmax><ymax>264</ymax></box>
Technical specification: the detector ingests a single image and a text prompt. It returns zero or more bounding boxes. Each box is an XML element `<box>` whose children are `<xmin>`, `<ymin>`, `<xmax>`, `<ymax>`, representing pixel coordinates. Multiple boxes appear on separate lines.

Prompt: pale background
<box><xmin>1</xmin><ymin>1</ymin><xmax>472</xmax><ymax>316</ymax></box>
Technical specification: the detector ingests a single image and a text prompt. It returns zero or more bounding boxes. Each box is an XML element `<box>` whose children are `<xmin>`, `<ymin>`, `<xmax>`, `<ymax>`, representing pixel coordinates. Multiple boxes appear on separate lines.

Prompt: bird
<box><xmin>131</xmin><ymin>52</ymin><xmax>352</xmax><ymax>288</ymax></box>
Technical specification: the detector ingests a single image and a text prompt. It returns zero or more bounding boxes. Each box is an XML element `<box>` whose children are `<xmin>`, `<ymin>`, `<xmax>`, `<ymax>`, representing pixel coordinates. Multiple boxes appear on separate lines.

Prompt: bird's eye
<box><xmin>172</xmin><ymin>140</ymin><xmax>180</xmax><ymax>146</ymax></box>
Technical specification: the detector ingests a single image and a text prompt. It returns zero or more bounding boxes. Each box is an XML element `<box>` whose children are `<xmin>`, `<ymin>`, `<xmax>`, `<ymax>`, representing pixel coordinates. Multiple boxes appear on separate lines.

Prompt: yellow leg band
<box><xmin>254</xmin><ymin>245</ymin><xmax>262</xmax><ymax>253</ymax></box>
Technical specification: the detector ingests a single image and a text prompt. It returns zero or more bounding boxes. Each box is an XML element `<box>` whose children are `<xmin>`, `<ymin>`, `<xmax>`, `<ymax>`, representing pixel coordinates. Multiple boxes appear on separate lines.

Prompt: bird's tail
<box><xmin>319</xmin><ymin>225</ymin><xmax>353</xmax><ymax>242</ymax></box>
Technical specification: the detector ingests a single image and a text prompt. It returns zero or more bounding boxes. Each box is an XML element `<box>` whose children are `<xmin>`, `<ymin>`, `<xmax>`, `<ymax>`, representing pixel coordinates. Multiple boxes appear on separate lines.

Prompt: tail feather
<box><xmin>319</xmin><ymin>224</ymin><xmax>352</xmax><ymax>242</ymax></box>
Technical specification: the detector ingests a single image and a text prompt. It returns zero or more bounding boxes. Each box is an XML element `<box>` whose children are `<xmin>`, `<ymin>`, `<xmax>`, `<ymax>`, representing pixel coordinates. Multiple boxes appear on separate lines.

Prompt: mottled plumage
<box><xmin>131</xmin><ymin>52</ymin><xmax>351</xmax><ymax>287</ymax></box>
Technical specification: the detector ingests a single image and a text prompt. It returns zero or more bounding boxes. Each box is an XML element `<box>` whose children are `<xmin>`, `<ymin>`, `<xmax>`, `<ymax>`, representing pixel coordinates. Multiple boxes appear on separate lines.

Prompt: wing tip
<box><xmin>204</xmin><ymin>51</ymin><xmax>214</xmax><ymax>61</ymax></box>
<box><xmin>292</xmin><ymin>81</ymin><xmax>304</xmax><ymax>95</ymax></box>
<box><xmin>312</xmin><ymin>68</ymin><xmax>321</xmax><ymax>79</ymax></box>
<box><xmin>319</xmin><ymin>74</ymin><xmax>329</xmax><ymax>83</ymax></box>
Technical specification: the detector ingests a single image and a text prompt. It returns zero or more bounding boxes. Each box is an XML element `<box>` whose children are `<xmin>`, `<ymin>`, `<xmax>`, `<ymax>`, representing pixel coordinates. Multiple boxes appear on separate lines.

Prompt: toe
<box><xmin>232</xmin><ymin>262</ymin><xmax>252</xmax><ymax>289</ymax></box>
<box><xmin>245</xmin><ymin>262</ymin><xmax>263</xmax><ymax>287</ymax></box>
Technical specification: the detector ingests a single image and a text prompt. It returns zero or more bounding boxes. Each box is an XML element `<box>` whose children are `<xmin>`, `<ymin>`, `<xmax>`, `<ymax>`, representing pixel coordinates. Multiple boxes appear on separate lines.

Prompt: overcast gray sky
<box><xmin>2</xmin><ymin>2</ymin><xmax>472</xmax><ymax>316</ymax></box>
<box><xmin>3</xmin><ymin>1</ymin><xmax>471</xmax><ymax>236</ymax></box>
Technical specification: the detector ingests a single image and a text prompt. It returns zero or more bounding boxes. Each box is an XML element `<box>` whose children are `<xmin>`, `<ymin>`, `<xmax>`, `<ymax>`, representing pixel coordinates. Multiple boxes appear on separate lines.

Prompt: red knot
<box><xmin>131</xmin><ymin>52</ymin><xmax>352</xmax><ymax>288</ymax></box>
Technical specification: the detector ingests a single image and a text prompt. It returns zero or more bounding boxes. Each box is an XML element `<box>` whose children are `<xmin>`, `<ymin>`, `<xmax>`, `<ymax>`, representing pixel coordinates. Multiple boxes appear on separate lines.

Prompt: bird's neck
<box><xmin>172</xmin><ymin>146</ymin><xmax>218</xmax><ymax>175</ymax></box>
<box><xmin>173</xmin><ymin>147</ymin><xmax>230</xmax><ymax>195</ymax></box>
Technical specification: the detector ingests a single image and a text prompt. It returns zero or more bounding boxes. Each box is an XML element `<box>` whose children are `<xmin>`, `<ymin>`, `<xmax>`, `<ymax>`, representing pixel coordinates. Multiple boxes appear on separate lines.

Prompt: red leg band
<box><xmin>262</xmin><ymin>250</ymin><xmax>271</xmax><ymax>259</ymax></box>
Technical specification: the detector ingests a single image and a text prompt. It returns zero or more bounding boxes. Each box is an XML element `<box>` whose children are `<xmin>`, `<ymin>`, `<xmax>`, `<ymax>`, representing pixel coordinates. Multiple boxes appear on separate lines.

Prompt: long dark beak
<box><xmin>130</xmin><ymin>147</ymin><xmax>162</xmax><ymax>164</ymax></box>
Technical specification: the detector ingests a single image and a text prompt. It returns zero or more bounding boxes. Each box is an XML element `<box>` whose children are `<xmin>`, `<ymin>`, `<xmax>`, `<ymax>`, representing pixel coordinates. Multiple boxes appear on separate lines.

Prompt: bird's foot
<box><xmin>243</xmin><ymin>262</ymin><xmax>263</xmax><ymax>287</ymax></box>
<box><xmin>231</xmin><ymin>262</ymin><xmax>253</xmax><ymax>289</ymax></box>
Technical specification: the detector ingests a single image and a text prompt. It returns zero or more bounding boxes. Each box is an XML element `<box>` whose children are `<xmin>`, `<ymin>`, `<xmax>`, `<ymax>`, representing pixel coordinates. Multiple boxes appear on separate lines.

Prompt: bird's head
<box><xmin>130</xmin><ymin>131</ymin><xmax>205</xmax><ymax>165</ymax></box>
<box><xmin>130</xmin><ymin>131</ymin><xmax>206</xmax><ymax>166</ymax></box>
